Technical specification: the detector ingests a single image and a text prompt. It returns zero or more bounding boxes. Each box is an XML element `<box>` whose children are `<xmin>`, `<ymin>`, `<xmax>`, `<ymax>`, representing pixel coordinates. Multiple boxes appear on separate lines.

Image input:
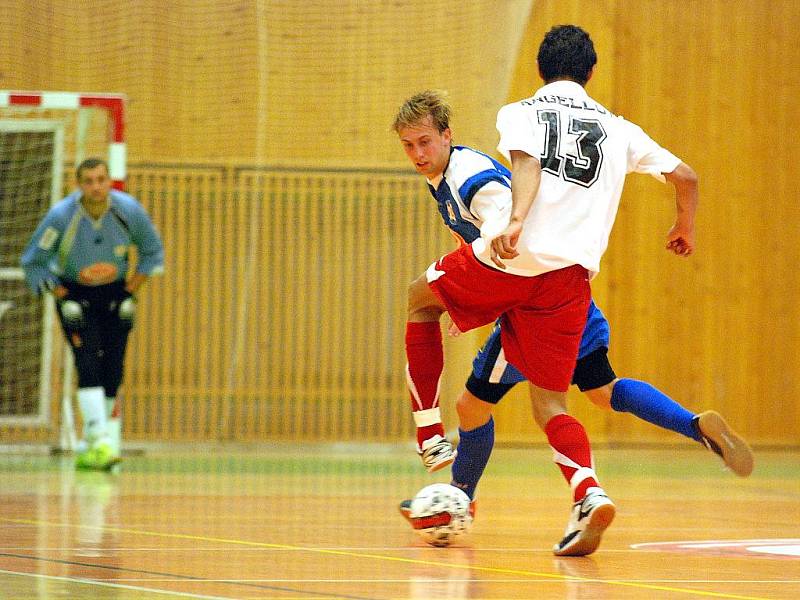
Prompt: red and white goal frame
<box><xmin>0</xmin><ymin>91</ymin><xmax>127</xmax><ymax>189</ymax></box>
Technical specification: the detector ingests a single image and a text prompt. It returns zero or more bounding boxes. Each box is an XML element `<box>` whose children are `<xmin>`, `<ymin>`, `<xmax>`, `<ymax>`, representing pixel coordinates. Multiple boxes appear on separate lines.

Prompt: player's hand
<box><xmin>490</xmin><ymin>219</ymin><xmax>523</xmax><ymax>269</ymax></box>
<box><xmin>665</xmin><ymin>223</ymin><xmax>695</xmax><ymax>257</ymax></box>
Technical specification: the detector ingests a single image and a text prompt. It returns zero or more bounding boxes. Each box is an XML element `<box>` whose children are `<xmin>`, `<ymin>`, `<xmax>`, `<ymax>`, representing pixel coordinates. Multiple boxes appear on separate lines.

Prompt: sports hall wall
<box><xmin>1</xmin><ymin>1</ymin><xmax>797</xmax><ymax>447</ymax></box>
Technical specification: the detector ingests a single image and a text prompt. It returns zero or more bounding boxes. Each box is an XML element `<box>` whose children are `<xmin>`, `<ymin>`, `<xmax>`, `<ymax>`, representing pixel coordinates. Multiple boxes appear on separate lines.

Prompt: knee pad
<box><xmin>59</xmin><ymin>299</ymin><xmax>85</xmax><ymax>330</ymax></box>
<box><xmin>118</xmin><ymin>297</ymin><xmax>136</xmax><ymax>327</ymax></box>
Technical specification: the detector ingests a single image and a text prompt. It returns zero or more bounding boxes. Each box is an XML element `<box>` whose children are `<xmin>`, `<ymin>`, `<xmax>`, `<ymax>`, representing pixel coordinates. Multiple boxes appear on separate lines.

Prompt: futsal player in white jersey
<box><xmin>398</xmin><ymin>25</ymin><xmax>703</xmax><ymax>556</ymax></box>
<box><xmin>21</xmin><ymin>158</ymin><xmax>164</xmax><ymax>471</ymax></box>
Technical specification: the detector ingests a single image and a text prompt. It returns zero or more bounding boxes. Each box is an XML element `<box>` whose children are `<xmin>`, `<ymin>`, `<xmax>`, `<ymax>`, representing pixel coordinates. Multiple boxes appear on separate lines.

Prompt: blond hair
<box><xmin>392</xmin><ymin>90</ymin><xmax>451</xmax><ymax>133</ymax></box>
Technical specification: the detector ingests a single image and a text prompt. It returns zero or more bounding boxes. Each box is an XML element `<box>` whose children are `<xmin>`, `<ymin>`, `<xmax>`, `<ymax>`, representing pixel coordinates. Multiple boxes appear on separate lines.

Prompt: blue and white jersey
<box><xmin>21</xmin><ymin>189</ymin><xmax>164</xmax><ymax>294</ymax></box>
<box><xmin>427</xmin><ymin>145</ymin><xmax>512</xmax><ymax>246</ymax></box>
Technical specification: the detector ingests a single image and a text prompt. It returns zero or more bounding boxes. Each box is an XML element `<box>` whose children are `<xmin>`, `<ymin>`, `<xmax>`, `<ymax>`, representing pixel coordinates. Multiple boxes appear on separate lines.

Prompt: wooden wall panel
<box><xmin>0</xmin><ymin>0</ymin><xmax>532</xmax><ymax>165</ymax></box>
<box><xmin>1</xmin><ymin>1</ymin><xmax>797</xmax><ymax>446</ymax></box>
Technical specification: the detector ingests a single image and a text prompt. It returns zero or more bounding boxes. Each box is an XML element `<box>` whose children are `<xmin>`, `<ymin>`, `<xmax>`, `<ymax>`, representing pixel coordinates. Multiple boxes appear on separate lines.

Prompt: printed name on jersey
<box><xmin>521</xmin><ymin>95</ymin><xmax>608</xmax><ymax>114</ymax></box>
<box><xmin>38</xmin><ymin>227</ymin><xmax>59</xmax><ymax>251</ymax></box>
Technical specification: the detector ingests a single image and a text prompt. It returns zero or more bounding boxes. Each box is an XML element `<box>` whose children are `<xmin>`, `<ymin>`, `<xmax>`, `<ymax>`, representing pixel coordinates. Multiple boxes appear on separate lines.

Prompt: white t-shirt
<box><xmin>474</xmin><ymin>80</ymin><xmax>681</xmax><ymax>278</ymax></box>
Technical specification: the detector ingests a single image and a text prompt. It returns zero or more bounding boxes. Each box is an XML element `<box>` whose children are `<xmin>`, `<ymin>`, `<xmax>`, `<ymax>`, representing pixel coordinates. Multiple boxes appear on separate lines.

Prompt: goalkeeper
<box><xmin>21</xmin><ymin>158</ymin><xmax>164</xmax><ymax>470</ymax></box>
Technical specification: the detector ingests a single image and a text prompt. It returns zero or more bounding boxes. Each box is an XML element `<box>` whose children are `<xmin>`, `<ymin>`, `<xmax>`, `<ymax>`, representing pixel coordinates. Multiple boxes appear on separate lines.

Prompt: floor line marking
<box><xmin>0</xmin><ymin>568</ymin><xmax>234</xmax><ymax>600</ymax></box>
<box><xmin>0</xmin><ymin>517</ymin><xmax>772</xmax><ymax>600</ymax></box>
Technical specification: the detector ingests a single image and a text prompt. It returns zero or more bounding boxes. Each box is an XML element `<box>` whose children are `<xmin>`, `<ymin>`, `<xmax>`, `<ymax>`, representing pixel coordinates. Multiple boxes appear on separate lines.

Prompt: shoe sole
<box><xmin>425</xmin><ymin>453</ymin><xmax>456</xmax><ymax>473</ymax></box>
<box><xmin>553</xmin><ymin>502</ymin><xmax>616</xmax><ymax>557</ymax></box>
<box><xmin>75</xmin><ymin>456</ymin><xmax>122</xmax><ymax>472</ymax></box>
<box><xmin>698</xmin><ymin>411</ymin><xmax>754</xmax><ymax>477</ymax></box>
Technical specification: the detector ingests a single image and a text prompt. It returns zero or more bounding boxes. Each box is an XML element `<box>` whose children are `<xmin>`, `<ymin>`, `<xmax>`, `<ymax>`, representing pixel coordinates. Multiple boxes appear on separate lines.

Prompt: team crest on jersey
<box><xmin>114</xmin><ymin>244</ymin><xmax>128</xmax><ymax>257</ymax></box>
<box><xmin>38</xmin><ymin>227</ymin><xmax>59</xmax><ymax>250</ymax></box>
<box><xmin>446</xmin><ymin>202</ymin><xmax>457</xmax><ymax>224</ymax></box>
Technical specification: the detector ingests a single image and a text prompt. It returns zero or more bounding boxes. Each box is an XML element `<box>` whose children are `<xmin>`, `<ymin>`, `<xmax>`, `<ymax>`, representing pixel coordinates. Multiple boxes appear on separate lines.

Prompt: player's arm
<box><xmin>663</xmin><ymin>162</ymin><xmax>698</xmax><ymax>256</ymax></box>
<box><xmin>490</xmin><ymin>150</ymin><xmax>541</xmax><ymax>268</ymax></box>
<box><xmin>20</xmin><ymin>212</ymin><xmax>66</xmax><ymax>297</ymax></box>
<box><xmin>469</xmin><ymin>181</ymin><xmax>511</xmax><ymax>241</ymax></box>
<box><xmin>127</xmin><ymin>201</ymin><xmax>165</xmax><ymax>294</ymax></box>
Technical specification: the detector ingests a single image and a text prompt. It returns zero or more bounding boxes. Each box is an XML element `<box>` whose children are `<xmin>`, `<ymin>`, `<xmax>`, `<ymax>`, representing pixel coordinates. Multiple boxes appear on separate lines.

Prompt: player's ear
<box><xmin>442</xmin><ymin>127</ymin><xmax>452</xmax><ymax>144</ymax></box>
<box><xmin>586</xmin><ymin>66</ymin><xmax>595</xmax><ymax>83</ymax></box>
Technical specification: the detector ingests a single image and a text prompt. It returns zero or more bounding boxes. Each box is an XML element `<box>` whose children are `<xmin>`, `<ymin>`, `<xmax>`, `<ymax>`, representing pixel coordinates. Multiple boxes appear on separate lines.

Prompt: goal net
<box><xmin>0</xmin><ymin>92</ymin><xmax>125</xmax><ymax>449</ymax></box>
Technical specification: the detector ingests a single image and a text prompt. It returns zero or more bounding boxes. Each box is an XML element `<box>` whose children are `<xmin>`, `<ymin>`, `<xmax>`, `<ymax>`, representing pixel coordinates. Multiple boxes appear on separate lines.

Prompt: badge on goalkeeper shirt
<box><xmin>38</xmin><ymin>226</ymin><xmax>59</xmax><ymax>250</ymax></box>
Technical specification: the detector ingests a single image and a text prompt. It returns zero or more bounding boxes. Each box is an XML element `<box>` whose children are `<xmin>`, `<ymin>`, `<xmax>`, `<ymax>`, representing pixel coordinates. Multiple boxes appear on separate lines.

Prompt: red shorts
<box><xmin>427</xmin><ymin>245</ymin><xmax>590</xmax><ymax>392</ymax></box>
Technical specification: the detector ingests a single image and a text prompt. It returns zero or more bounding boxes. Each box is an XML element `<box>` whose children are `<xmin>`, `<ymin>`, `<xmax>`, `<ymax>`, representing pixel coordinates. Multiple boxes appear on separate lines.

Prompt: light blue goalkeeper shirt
<box><xmin>20</xmin><ymin>189</ymin><xmax>164</xmax><ymax>294</ymax></box>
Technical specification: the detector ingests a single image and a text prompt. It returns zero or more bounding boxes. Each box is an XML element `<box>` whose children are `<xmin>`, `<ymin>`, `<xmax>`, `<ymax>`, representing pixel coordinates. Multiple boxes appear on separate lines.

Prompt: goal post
<box><xmin>0</xmin><ymin>91</ymin><xmax>126</xmax><ymax>451</ymax></box>
<box><xmin>0</xmin><ymin>92</ymin><xmax>127</xmax><ymax>189</ymax></box>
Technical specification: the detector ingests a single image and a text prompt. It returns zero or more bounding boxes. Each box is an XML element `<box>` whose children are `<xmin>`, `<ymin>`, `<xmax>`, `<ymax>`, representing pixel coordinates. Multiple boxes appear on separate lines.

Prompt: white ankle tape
<box><xmin>569</xmin><ymin>467</ymin><xmax>597</xmax><ymax>492</ymax></box>
<box><xmin>413</xmin><ymin>407</ymin><xmax>442</xmax><ymax>427</ymax></box>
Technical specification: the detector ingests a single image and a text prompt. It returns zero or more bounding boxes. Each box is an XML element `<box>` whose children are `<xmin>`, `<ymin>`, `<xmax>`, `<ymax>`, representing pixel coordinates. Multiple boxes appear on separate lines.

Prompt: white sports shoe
<box><xmin>553</xmin><ymin>487</ymin><xmax>615</xmax><ymax>557</ymax></box>
<box><xmin>418</xmin><ymin>435</ymin><xmax>457</xmax><ymax>473</ymax></box>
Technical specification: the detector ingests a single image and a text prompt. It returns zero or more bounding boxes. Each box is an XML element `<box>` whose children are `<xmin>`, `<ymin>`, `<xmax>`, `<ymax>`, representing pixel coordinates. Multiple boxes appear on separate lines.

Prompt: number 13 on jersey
<box><xmin>538</xmin><ymin>110</ymin><xmax>607</xmax><ymax>188</ymax></box>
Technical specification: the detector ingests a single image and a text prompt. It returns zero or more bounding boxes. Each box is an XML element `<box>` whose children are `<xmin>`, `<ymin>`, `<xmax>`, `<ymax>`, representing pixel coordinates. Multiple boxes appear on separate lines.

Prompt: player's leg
<box><xmin>576</xmin><ymin>352</ymin><xmax>753</xmax><ymax>476</ymax></box>
<box><xmin>532</xmin><ymin>384</ymin><xmax>615</xmax><ymax>557</ymax></box>
<box><xmin>411</xmin><ymin>245</ymin><xmax>537</xmax><ymax>473</ymax></box>
<box><xmin>406</xmin><ymin>271</ymin><xmax>454</xmax><ymax>471</ymax></box>
<box><xmin>450</xmin><ymin>322</ymin><xmax>522</xmax><ymax>501</ymax></box>
<box><xmin>57</xmin><ymin>297</ymin><xmax>115</xmax><ymax>470</ymax></box>
<box><xmin>578</xmin><ymin>301</ymin><xmax>753</xmax><ymax>475</ymax></box>
<box><xmin>99</xmin><ymin>293</ymin><xmax>134</xmax><ymax>461</ymax></box>
<box><xmin>399</xmin><ymin>387</ymin><xmax>493</xmax><ymax>524</ymax></box>
<box><xmin>503</xmin><ymin>265</ymin><xmax>613</xmax><ymax>557</ymax></box>
<box><xmin>400</xmin><ymin>325</ymin><xmax>519</xmax><ymax>525</ymax></box>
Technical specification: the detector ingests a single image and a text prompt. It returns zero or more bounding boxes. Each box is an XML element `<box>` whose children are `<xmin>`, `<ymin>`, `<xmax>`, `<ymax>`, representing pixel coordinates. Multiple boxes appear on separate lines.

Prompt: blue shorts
<box><xmin>469</xmin><ymin>300</ymin><xmax>611</xmax><ymax>395</ymax></box>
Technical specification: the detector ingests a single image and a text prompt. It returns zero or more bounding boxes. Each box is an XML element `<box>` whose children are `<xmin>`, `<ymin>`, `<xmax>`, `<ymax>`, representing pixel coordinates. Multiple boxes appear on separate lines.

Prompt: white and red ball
<box><xmin>409</xmin><ymin>483</ymin><xmax>472</xmax><ymax>547</ymax></box>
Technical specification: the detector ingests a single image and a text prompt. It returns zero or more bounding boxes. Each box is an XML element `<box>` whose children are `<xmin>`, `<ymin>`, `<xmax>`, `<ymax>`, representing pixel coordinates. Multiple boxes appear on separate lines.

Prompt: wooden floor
<box><xmin>0</xmin><ymin>445</ymin><xmax>797</xmax><ymax>600</ymax></box>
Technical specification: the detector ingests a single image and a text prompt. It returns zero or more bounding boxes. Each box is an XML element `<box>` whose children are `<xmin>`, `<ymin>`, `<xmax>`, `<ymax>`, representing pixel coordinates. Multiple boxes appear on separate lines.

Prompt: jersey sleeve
<box><xmin>20</xmin><ymin>209</ymin><xmax>65</xmax><ymax>295</ymax></box>
<box><xmin>127</xmin><ymin>200</ymin><xmax>165</xmax><ymax>276</ymax></box>
<box><xmin>625</xmin><ymin>120</ymin><xmax>682</xmax><ymax>182</ymax></box>
<box><xmin>470</xmin><ymin>181</ymin><xmax>511</xmax><ymax>241</ymax></box>
<box><xmin>496</xmin><ymin>103</ymin><xmax>544</xmax><ymax>163</ymax></box>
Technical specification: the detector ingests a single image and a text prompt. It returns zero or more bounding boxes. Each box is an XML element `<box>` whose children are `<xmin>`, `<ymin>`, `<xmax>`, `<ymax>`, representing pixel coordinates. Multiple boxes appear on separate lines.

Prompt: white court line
<box><xmin>0</xmin><ymin>569</ymin><xmax>235</xmax><ymax>600</ymax></box>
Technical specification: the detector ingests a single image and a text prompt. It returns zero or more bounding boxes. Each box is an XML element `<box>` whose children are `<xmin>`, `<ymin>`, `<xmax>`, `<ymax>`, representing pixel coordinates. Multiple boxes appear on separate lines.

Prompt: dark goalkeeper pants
<box><xmin>57</xmin><ymin>280</ymin><xmax>134</xmax><ymax>397</ymax></box>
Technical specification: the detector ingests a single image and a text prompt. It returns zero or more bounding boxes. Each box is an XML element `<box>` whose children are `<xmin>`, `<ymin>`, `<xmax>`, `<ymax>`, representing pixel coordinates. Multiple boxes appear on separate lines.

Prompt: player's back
<box><xmin>492</xmin><ymin>80</ymin><xmax>679</xmax><ymax>278</ymax></box>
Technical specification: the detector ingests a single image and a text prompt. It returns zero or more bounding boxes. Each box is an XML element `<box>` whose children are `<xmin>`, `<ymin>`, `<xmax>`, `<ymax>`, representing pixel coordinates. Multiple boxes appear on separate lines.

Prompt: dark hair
<box><xmin>76</xmin><ymin>157</ymin><xmax>109</xmax><ymax>180</ymax></box>
<box><xmin>537</xmin><ymin>25</ymin><xmax>597</xmax><ymax>86</ymax></box>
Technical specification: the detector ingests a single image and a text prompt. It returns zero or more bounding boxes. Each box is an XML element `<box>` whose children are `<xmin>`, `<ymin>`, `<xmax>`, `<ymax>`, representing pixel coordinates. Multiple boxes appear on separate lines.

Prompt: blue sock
<box><xmin>451</xmin><ymin>417</ymin><xmax>494</xmax><ymax>500</ymax></box>
<box><xmin>610</xmin><ymin>378</ymin><xmax>699</xmax><ymax>441</ymax></box>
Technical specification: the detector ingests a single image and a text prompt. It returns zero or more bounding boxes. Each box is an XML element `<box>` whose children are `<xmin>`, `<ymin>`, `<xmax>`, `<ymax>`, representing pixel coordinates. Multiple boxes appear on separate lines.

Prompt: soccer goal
<box><xmin>0</xmin><ymin>91</ymin><xmax>126</xmax><ymax>452</ymax></box>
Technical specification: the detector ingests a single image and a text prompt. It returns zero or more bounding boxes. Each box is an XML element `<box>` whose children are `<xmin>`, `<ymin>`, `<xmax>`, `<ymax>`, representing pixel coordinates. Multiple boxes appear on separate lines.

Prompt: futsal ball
<box><xmin>409</xmin><ymin>483</ymin><xmax>472</xmax><ymax>547</ymax></box>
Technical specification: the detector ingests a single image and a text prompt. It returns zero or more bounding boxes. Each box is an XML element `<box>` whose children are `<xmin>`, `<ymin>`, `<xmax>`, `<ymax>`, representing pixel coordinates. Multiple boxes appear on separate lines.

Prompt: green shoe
<box><xmin>75</xmin><ymin>442</ymin><xmax>121</xmax><ymax>471</ymax></box>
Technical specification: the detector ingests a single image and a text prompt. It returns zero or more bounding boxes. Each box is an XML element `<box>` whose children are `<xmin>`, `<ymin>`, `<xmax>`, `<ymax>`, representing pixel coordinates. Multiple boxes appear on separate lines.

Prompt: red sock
<box><xmin>405</xmin><ymin>321</ymin><xmax>445</xmax><ymax>447</ymax></box>
<box><xmin>544</xmin><ymin>413</ymin><xmax>599</xmax><ymax>501</ymax></box>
